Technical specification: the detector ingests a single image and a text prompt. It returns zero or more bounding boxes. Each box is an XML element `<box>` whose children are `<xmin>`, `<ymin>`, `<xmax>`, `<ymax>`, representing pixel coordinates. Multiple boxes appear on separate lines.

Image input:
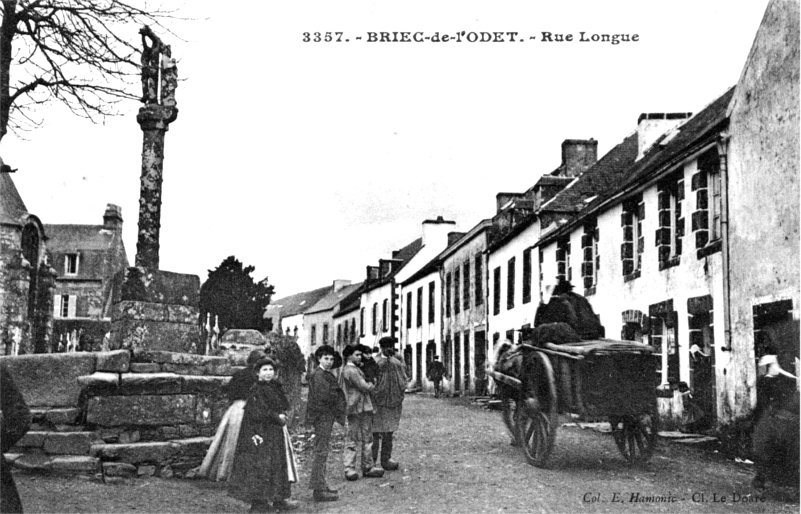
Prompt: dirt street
<box><xmin>13</xmin><ymin>393</ymin><xmax>799</xmax><ymax>513</ymax></box>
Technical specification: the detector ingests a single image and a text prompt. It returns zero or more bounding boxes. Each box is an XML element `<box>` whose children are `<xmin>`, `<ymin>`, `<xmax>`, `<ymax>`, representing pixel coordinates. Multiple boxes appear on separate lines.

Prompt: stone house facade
<box><xmin>0</xmin><ymin>169</ymin><xmax>56</xmax><ymax>354</ymax></box>
<box><xmin>45</xmin><ymin>204</ymin><xmax>129</xmax><ymax>351</ymax></box>
<box><xmin>439</xmin><ymin>220</ymin><xmax>493</xmax><ymax>395</ymax></box>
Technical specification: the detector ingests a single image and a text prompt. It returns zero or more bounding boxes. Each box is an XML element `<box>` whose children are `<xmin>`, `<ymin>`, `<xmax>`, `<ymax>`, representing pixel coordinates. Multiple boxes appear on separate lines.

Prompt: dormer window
<box><xmin>65</xmin><ymin>253</ymin><xmax>79</xmax><ymax>276</ymax></box>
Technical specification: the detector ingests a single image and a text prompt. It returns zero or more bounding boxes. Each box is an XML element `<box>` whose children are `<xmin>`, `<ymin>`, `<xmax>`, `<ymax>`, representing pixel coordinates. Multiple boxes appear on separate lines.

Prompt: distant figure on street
<box><xmin>1</xmin><ymin>363</ymin><xmax>31</xmax><ymax>513</ymax></box>
<box><xmin>339</xmin><ymin>345</ymin><xmax>384</xmax><ymax>481</ymax></box>
<box><xmin>372</xmin><ymin>336</ymin><xmax>408</xmax><ymax>471</ymax></box>
<box><xmin>305</xmin><ymin>345</ymin><xmax>345</xmax><ymax>502</ymax></box>
<box><xmin>228</xmin><ymin>357</ymin><xmax>299</xmax><ymax>511</ymax></box>
<box><xmin>427</xmin><ymin>356</ymin><xmax>447</xmax><ymax>398</ymax></box>
<box><xmin>751</xmin><ymin>350</ymin><xmax>799</xmax><ymax>497</ymax></box>
<box><xmin>197</xmin><ymin>349</ymin><xmax>266</xmax><ymax>481</ymax></box>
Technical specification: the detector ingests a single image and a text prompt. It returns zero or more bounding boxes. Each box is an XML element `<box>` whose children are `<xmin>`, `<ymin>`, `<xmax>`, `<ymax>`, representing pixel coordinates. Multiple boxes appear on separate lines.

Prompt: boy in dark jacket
<box><xmin>306</xmin><ymin>345</ymin><xmax>345</xmax><ymax>501</ymax></box>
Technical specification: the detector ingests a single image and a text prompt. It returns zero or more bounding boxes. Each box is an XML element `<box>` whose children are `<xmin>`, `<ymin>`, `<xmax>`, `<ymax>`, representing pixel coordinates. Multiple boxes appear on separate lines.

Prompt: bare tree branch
<box><xmin>0</xmin><ymin>0</ymin><xmax>182</xmax><ymax>142</ymax></box>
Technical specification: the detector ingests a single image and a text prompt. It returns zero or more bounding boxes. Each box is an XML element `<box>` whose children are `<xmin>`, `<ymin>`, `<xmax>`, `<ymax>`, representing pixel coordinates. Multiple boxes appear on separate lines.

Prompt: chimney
<box><xmin>447</xmin><ymin>231</ymin><xmax>466</xmax><ymax>246</ymax></box>
<box><xmin>366</xmin><ymin>265</ymin><xmax>380</xmax><ymax>281</ymax></box>
<box><xmin>103</xmin><ymin>204</ymin><xmax>123</xmax><ymax>231</ymax></box>
<box><xmin>560</xmin><ymin>139</ymin><xmax>598</xmax><ymax>177</ymax></box>
<box><xmin>636</xmin><ymin>113</ymin><xmax>692</xmax><ymax>161</ymax></box>
<box><xmin>332</xmin><ymin>279</ymin><xmax>351</xmax><ymax>292</ymax></box>
<box><xmin>496</xmin><ymin>193</ymin><xmax>527</xmax><ymax>213</ymax></box>
<box><xmin>422</xmin><ymin>215</ymin><xmax>456</xmax><ymax>248</ymax></box>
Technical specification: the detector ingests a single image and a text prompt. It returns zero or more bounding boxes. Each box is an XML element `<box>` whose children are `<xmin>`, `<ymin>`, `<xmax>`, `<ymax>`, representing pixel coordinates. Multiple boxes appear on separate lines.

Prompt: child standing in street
<box><xmin>228</xmin><ymin>357</ymin><xmax>299</xmax><ymax>512</ymax></box>
<box><xmin>339</xmin><ymin>345</ymin><xmax>384</xmax><ymax>481</ymax></box>
<box><xmin>305</xmin><ymin>345</ymin><xmax>345</xmax><ymax>501</ymax></box>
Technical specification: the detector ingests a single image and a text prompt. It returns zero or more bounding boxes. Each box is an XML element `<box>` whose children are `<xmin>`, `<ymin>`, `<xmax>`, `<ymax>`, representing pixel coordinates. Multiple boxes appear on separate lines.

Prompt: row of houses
<box><xmin>0</xmin><ymin>175</ymin><xmax>129</xmax><ymax>355</ymax></box>
<box><xmin>269</xmin><ymin>0</ymin><xmax>798</xmax><ymax>431</ymax></box>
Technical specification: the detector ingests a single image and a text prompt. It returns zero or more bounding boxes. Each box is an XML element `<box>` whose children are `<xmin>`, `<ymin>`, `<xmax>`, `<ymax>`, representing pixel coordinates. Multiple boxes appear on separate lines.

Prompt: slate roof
<box><xmin>362</xmin><ymin>237</ymin><xmax>424</xmax><ymax>293</ymax></box>
<box><xmin>538</xmin><ymin>87</ymin><xmax>734</xmax><ymax>247</ymax></box>
<box><xmin>0</xmin><ymin>173</ymin><xmax>29</xmax><ymax>226</ymax></box>
<box><xmin>266</xmin><ymin>285</ymin><xmax>332</xmax><ymax>318</ymax></box>
<box><xmin>305</xmin><ymin>282</ymin><xmax>363</xmax><ymax>315</ymax></box>
<box><xmin>487</xmin><ymin>133</ymin><xmax>639</xmax><ymax>253</ymax></box>
<box><xmin>333</xmin><ymin>284</ymin><xmax>366</xmax><ymax>318</ymax></box>
<box><xmin>43</xmin><ymin>224</ymin><xmax>120</xmax><ymax>251</ymax></box>
<box><xmin>540</xmin><ymin>132</ymin><xmax>639</xmax><ymax>214</ymax></box>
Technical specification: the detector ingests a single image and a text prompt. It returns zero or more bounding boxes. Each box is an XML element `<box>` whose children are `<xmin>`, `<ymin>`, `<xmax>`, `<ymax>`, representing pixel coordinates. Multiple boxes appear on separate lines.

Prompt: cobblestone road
<box><xmin>14</xmin><ymin>393</ymin><xmax>799</xmax><ymax>513</ymax></box>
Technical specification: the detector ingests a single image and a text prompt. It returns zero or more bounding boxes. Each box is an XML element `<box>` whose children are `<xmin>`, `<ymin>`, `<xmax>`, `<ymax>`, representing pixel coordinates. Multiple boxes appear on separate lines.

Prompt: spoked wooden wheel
<box><xmin>516</xmin><ymin>351</ymin><xmax>558</xmax><ymax>467</ymax></box>
<box><xmin>501</xmin><ymin>396</ymin><xmax>521</xmax><ymax>446</ymax></box>
<box><xmin>610</xmin><ymin>409</ymin><xmax>658</xmax><ymax>464</ymax></box>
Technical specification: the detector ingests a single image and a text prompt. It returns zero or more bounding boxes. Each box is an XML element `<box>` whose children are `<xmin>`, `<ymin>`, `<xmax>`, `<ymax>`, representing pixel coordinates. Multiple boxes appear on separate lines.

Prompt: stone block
<box><xmin>3</xmin><ymin>453</ymin><xmax>22</xmax><ymax>464</ymax></box>
<box><xmin>138</xmin><ymin>465</ymin><xmax>157</xmax><ymax>476</ymax></box>
<box><xmin>0</xmin><ymin>353</ymin><xmax>97</xmax><ymax>407</ymax></box>
<box><xmin>178</xmin><ymin>424</ymin><xmax>199</xmax><ymax>438</ymax></box>
<box><xmin>114</xmin><ymin>300</ymin><xmax>168</xmax><ymax>322</ymax></box>
<box><xmin>43</xmin><ymin>432</ymin><xmax>94</xmax><ymax>455</ymax></box>
<box><xmin>14</xmin><ymin>453</ymin><xmax>52</xmax><ymax>471</ymax></box>
<box><xmin>50</xmin><ymin>456</ymin><xmax>99</xmax><ymax>472</ymax></box>
<box><xmin>96</xmin><ymin>350</ymin><xmax>131</xmax><ymax>373</ymax></box>
<box><xmin>77</xmin><ymin>372</ymin><xmax>120</xmax><ymax>396</ymax></box>
<box><xmin>182</xmin><ymin>375</ymin><xmax>229</xmax><ymax>394</ymax></box>
<box><xmin>103</xmin><ymin>462</ymin><xmax>137</xmax><ymax>477</ymax></box>
<box><xmin>92</xmin><ymin>441</ymin><xmax>181</xmax><ymax>464</ymax></box>
<box><xmin>118</xmin><ymin>430</ymin><xmax>141</xmax><ymax>444</ymax></box>
<box><xmin>16</xmin><ymin>431</ymin><xmax>47</xmax><ymax>448</ymax></box>
<box><xmin>162</xmin><ymin>363</ymin><xmax>207</xmax><ymax>375</ymax></box>
<box><xmin>160</xmin><ymin>464</ymin><xmax>174</xmax><ymax>478</ymax></box>
<box><xmin>118</xmin><ymin>373</ymin><xmax>182</xmax><ymax>395</ymax></box>
<box><xmin>130</xmin><ymin>363</ymin><xmax>162</xmax><ymax>373</ymax></box>
<box><xmin>166</xmin><ymin>304</ymin><xmax>199</xmax><ymax>324</ymax></box>
<box><xmin>53</xmin><ymin>425</ymin><xmax>86</xmax><ymax>433</ymax></box>
<box><xmin>45</xmin><ymin>408</ymin><xmax>81</xmax><ymax>425</ymax></box>
<box><xmin>112</xmin><ymin>267</ymin><xmax>200</xmax><ymax>306</ymax></box>
<box><xmin>87</xmin><ymin>394</ymin><xmax>196</xmax><ymax>426</ymax></box>
<box><xmin>132</xmin><ymin>351</ymin><xmax>227</xmax><ymax>367</ymax></box>
<box><xmin>220</xmin><ymin>329</ymin><xmax>267</xmax><ymax>346</ymax></box>
<box><xmin>110</xmin><ymin>319</ymin><xmax>200</xmax><ymax>353</ymax></box>
<box><xmin>97</xmin><ymin>428</ymin><xmax>122</xmax><ymax>443</ymax></box>
<box><xmin>160</xmin><ymin>426</ymin><xmax>180</xmax><ymax>439</ymax></box>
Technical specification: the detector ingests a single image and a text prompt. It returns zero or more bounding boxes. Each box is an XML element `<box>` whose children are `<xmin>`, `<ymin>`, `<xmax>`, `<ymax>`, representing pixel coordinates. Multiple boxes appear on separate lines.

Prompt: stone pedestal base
<box><xmin>110</xmin><ymin>267</ymin><xmax>200</xmax><ymax>353</ymax></box>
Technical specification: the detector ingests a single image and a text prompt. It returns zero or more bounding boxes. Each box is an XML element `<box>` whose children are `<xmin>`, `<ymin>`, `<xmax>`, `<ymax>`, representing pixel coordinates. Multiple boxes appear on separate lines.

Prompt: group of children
<box><xmin>196</xmin><ymin>336</ymin><xmax>408</xmax><ymax>512</ymax></box>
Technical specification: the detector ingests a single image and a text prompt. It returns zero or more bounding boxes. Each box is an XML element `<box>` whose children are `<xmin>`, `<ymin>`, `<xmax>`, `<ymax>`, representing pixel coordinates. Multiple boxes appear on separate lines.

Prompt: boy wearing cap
<box><xmin>372</xmin><ymin>336</ymin><xmax>408</xmax><ymax>471</ymax></box>
<box><xmin>306</xmin><ymin>345</ymin><xmax>345</xmax><ymax>501</ymax></box>
<box><xmin>339</xmin><ymin>345</ymin><xmax>385</xmax><ymax>481</ymax></box>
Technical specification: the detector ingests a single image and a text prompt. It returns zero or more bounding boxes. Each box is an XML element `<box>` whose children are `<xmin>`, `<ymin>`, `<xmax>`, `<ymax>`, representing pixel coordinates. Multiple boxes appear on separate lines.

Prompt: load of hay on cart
<box><xmin>488</xmin><ymin>338</ymin><xmax>659</xmax><ymax>467</ymax></box>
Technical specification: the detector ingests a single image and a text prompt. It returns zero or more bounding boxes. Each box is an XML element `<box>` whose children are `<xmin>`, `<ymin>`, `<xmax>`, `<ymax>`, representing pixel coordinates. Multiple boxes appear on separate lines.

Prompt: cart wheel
<box><xmin>516</xmin><ymin>352</ymin><xmax>557</xmax><ymax>467</ymax></box>
<box><xmin>501</xmin><ymin>397</ymin><xmax>520</xmax><ymax>446</ymax></box>
<box><xmin>610</xmin><ymin>409</ymin><xmax>658</xmax><ymax>464</ymax></box>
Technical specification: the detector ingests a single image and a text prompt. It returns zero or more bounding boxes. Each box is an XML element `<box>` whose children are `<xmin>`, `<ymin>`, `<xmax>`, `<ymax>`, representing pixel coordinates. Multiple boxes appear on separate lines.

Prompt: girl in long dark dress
<box><xmin>228</xmin><ymin>357</ymin><xmax>298</xmax><ymax>511</ymax></box>
<box><xmin>197</xmin><ymin>349</ymin><xmax>266</xmax><ymax>481</ymax></box>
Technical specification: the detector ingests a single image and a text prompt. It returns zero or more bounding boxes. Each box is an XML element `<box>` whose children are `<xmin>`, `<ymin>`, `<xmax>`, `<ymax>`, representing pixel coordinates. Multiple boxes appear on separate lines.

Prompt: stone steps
<box><xmin>5</xmin><ymin>436</ymin><xmax>213</xmax><ymax>478</ymax></box>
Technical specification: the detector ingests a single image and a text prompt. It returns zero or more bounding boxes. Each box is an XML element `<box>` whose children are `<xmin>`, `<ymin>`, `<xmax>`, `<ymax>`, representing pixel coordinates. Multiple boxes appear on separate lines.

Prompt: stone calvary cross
<box><xmin>135</xmin><ymin>25</ymin><xmax>178</xmax><ymax>269</ymax></box>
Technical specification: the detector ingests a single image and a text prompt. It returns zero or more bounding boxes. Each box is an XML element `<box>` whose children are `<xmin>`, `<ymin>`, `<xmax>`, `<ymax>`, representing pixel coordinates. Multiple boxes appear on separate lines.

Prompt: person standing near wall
<box><xmin>1</xmin><ymin>363</ymin><xmax>31</xmax><ymax>513</ymax></box>
<box><xmin>372</xmin><ymin>336</ymin><xmax>408</xmax><ymax>471</ymax></box>
<box><xmin>228</xmin><ymin>357</ymin><xmax>299</xmax><ymax>511</ymax></box>
<box><xmin>196</xmin><ymin>349</ymin><xmax>266</xmax><ymax>481</ymax></box>
<box><xmin>339</xmin><ymin>345</ymin><xmax>384</xmax><ymax>481</ymax></box>
<box><xmin>427</xmin><ymin>355</ymin><xmax>447</xmax><ymax>398</ymax></box>
<box><xmin>305</xmin><ymin>345</ymin><xmax>344</xmax><ymax>502</ymax></box>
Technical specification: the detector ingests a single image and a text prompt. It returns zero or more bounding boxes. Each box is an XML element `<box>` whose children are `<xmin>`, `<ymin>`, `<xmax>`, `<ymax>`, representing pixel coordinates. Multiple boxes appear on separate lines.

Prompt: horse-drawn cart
<box><xmin>489</xmin><ymin>339</ymin><xmax>659</xmax><ymax>467</ymax></box>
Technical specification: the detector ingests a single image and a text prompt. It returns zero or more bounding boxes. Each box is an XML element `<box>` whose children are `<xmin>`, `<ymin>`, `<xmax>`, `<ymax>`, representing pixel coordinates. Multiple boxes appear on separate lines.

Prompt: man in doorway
<box><xmin>427</xmin><ymin>355</ymin><xmax>447</xmax><ymax>398</ymax></box>
<box><xmin>372</xmin><ymin>337</ymin><xmax>408</xmax><ymax>471</ymax></box>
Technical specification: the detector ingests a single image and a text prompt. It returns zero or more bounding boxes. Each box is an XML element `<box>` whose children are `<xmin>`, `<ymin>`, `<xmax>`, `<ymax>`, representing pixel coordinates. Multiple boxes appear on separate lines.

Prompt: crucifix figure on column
<box><xmin>135</xmin><ymin>25</ymin><xmax>178</xmax><ymax>269</ymax></box>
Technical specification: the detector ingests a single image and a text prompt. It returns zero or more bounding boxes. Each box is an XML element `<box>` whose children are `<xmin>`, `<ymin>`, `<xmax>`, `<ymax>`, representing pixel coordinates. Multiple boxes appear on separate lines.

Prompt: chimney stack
<box><xmin>332</xmin><ymin>279</ymin><xmax>351</xmax><ymax>292</ymax></box>
<box><xmin>560</xmin><ymin>139</ymin><xmax>598</xmax><ymax>177</ymax></box>
<box><xmin>636</xmin><ymin>113</ymin><xmax>692</xmax><ymax>161</ymax></box>
<box><xmin>422</xmin><ymin>215</ymin><xmax>456</xmax><ymax>248</ymax></box>
<box><xmin>103</xmin><ymin>204</ymin><xmax>123</xmax><ymax>231</ymax></box>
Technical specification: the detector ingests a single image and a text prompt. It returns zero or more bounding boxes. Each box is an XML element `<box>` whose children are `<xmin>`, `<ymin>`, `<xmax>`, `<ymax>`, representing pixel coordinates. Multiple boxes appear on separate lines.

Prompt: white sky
<box><xmin>2</xmin><ymin>0</ymin><xmax>771</xmax><ymax>299</ymax></box>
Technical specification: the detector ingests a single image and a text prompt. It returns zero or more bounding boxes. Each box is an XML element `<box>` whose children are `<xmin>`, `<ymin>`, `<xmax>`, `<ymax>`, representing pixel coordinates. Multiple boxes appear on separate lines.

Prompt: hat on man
<box><xmin>378</xmin><ymin>336</ymin><xmax>397</xmax><ymax>349</ymax></box>
<box><xmin>314</xmin><ymin>344</ymin><xmax>337</xmax><ymax>361</ymax></box>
